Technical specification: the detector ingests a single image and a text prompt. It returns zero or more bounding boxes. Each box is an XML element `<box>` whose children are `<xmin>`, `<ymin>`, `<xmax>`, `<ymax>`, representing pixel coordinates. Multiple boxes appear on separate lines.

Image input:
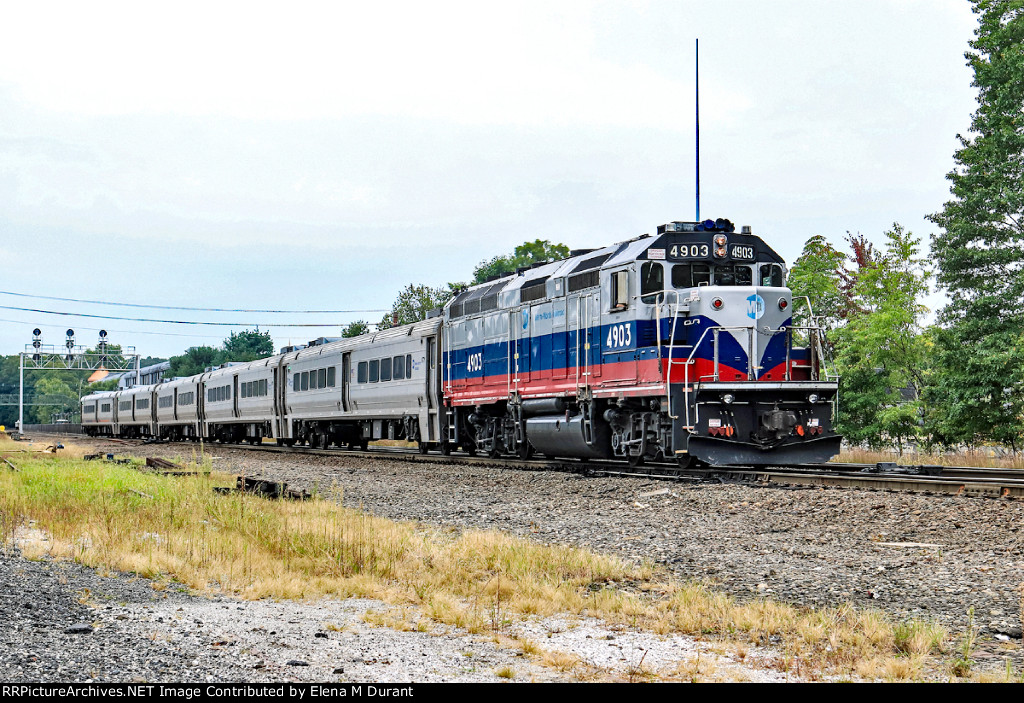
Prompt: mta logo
<box><xmin>746</xmin><ymin>294</ymin><xmax>765</xmax><ymax>320</ymax></box>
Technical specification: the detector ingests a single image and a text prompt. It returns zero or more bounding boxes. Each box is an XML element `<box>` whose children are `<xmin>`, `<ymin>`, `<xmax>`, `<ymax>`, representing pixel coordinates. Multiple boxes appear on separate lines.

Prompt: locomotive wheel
<box><xmin>464</xmin><ymin>444</ymin><xmax>477</xmax><ymax>457</ymax></box>
<box><xmin>418</xmin><ymin>442</ymin><xmax>429</xmax><ymax>455</ymax></box>
<box><xmin>439</xmin><ymin>441</ymin><xmax>452</xmax><ymax>456</ymax></box>
<box><xmin>627</xmin><ymin>453</ymin><xmax>645</xmax><ymax>468</ymax></box>
<box><xmin>676</xmin><ymin>455</ymin><xmax>696</xmax><ymax>470</ymax></box>
<box><xmin>488</xmin><ymin>442</ymin><xmax>503</xmax><ymax>459</ymax></box>
<box><xmin>518</xmin><ymin>442</ymin><xmax>533</xmax><ymax>460</ymax></box>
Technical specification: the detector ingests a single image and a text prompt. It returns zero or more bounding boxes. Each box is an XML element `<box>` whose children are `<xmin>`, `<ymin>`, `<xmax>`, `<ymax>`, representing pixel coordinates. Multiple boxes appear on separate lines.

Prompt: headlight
<box><xmin>722</xmin><ymin>393</ymin><xmax>735</xmax><ymax>404</ymax></box>
<box><xmin>808</xmin><ymin>393</ymin><xmax>819</xmax><ymax>404</ymax></box>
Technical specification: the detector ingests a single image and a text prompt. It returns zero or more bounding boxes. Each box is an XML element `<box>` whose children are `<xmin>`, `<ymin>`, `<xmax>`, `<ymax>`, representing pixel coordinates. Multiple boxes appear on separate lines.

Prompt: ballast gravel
<box><xmin>8</xmin><ymin>436</ymin><xmax>1024</xmax><ymax>680</ymax></box>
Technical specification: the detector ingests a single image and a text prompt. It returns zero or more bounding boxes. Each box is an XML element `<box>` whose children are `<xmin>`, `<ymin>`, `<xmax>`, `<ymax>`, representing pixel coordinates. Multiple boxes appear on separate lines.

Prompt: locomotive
<box><xmin>82</xmin><ymin>218</ymin><xmax>840</xmax><ymax>467</ymax></box>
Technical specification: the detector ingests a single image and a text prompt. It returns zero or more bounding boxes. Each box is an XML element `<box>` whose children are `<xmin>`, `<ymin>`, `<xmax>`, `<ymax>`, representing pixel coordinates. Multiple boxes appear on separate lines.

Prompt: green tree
<box><xmin>341</xmin><ymin>320</ymin><xmax>370</xmax><ymax>338</ymax></box>
<box><xmin>378</xmin><ymin>284</ymin><xmax>452</xmax><ymax>329</ymax></box>
<box><xmin>832</xmin><ymin>224</ymin><xmax>932</xmax><ymax>451</ymax></box>
<box><xmin>787</xmin><ymin>234</ymin><xmax>847</xmax><ymax>334</ymax></box>
<box><xmin>30</xmin><ymin>375</ymin><xmax>77</xmax><ymax>424</ymax></box>
<box><xmin>927</xmin><ymin>0</ymin><xmax>1024</xmax><ymax>451</ymax></box>
<box><xmin>472</xmin><ymin>239</ymin><xmax>570</xmax><ymax>284</ymax></box>
<box><xmin>223</xmin><ymin>329</ymin><xmax>274</xmax><ymax>361</ymax></box>
<box><xmin>168</xmin><ymin>346</ymin><xmax>221</xmax><ymax>378</ymax></box>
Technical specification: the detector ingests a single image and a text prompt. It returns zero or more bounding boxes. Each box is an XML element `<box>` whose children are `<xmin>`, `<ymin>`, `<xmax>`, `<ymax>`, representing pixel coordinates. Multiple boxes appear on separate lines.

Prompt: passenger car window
<box><xmin>301</xmin><ymin>372</ymin><xmax>309</xmax><ymax>391</ymax></box>
<box><xmin>357</xmin><ymin>362</ymin><xmax>368</xmax><ymax>384</ymax></box>
<box><xmin>380</xmin><ymin>357</ymin><xmax>392</xmax><ymax>382</ymax></box>
<box><xmin>393</xmin><ymin>355</ymin><xmax>404</xmax><ymax>380</ymax></box>
<box><xmin>327</xmin><ymin>367</ymin><xmax>335</xmax><ymax>387</ymax></box>
<box><xmin>369</xmin><ymin>360</ymin><xmax>379</xmax><ymax>383</ymax></box>
<box><xmin>318</xmin><ymin>368</ymin><xmax>327</xmax><ymax>388</ymax></box>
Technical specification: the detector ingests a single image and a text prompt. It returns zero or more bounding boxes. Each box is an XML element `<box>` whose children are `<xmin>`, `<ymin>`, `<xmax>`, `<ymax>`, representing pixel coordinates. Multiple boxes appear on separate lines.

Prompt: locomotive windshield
<box><xmin>668</xmin><ymin>263</ymin><xmax>760</xmax><ymax>288</ymax></box>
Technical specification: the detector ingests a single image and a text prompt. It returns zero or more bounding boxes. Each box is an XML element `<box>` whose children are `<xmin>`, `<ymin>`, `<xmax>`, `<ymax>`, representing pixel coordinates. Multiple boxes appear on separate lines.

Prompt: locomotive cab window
<box><xmin>760</xmin><ymin>264</ymin><xmax>785</xmax><ymax>287</ymax></box>
<box><xmin>610</xmin><ymin>270</ymin><xmax>629</xmax><ymax>311</ymax></box>
<box><xmin>640</xmin><ymin>262</ymin><xmax>664</xmax><ymax>304</ymax></box>
<box><xmin>672</xmin><ymin>263</ymin><xmax>712</xmax><ymax>288</ymax></box>
<box><xmin>713</xmin><ymin>265</ymin><xmax>752</xmax><ymax>286</ymax></box>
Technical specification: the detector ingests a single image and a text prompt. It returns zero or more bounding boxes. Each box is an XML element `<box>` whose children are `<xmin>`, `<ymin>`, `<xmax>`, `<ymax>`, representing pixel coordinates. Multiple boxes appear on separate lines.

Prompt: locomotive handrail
<box><xmin>656</xmin><ymin>289</ymin><xmax>696</xmax><ymax>420</ymax></box>
<box><xmin>681</xmin><ymin>325</ymin><xmax>754</xmax><ymax>430</ymax></box>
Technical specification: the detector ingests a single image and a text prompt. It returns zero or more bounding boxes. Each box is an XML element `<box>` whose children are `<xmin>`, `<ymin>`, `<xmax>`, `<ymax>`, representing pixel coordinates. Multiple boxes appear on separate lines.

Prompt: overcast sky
<box><xmin>0</xmin><ymin>0</ymin><xmax>979</xmax><ymax>360</ymax></box>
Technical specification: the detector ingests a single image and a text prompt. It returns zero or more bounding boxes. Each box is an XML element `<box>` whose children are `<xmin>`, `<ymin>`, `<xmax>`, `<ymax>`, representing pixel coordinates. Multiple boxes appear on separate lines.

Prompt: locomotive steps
<box><xmin>3</xmin><ymin>434</ymin><xmax>1020</xmax><ymax>681</ymax></box>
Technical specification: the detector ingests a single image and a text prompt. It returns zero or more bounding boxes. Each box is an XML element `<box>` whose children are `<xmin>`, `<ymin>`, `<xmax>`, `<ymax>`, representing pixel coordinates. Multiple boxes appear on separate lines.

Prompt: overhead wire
<box><xmin>0</xmin><ymin>318</ymin><xmax>226</xmax><ymax>340</ymax></box>
<box><xmin>0</xmin><ymin>290</ymin><xmax>386</xmax><ymax>314</ymax></box>
<box><xmin>0</xmin><ymin>304</ymin><xmax>354</xmax><ymax>327</ymax></box>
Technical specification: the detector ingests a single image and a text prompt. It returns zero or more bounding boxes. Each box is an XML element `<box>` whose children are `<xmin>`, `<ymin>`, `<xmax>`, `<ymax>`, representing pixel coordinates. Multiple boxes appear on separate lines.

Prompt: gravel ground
<box><xmin>9</xmin><ymin>435</ymin><xmax>1024</xmax><ymax>679</ymax></box>
<box><xmin>0</xmin><ymin>535</ymin><xmax>785</xmax><ymax>683</ymax></box>
<box><xmin>0</xmin><ymin>548</ymin><xmax>565</xmax><ymax>683</ymax></box>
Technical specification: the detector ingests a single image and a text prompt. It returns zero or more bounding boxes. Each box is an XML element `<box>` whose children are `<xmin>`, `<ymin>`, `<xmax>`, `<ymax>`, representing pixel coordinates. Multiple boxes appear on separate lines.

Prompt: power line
<box><xmin>0</xmin><ymin>305</ymin><xmax>348</xmax><ymax>327</ymax></box>
<box><xmin>0</xmin><ymin>290</ymin><xmax>387</xmax><ymax>315</ymax></box>
<box><xmin>0</xmin><ymin>318</ymin><xmax>226</xmax><ymax>340</ymax></box>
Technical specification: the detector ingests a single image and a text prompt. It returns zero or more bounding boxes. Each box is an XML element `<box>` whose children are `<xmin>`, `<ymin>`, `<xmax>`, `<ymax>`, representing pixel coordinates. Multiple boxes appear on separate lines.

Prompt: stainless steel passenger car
<box><xmin>111</xmin><ymin>385</ymin><xmax>157</xmax><ymax>439</ymax></box>
<box><xmin>279</xmin><ymin>318</ymin><xmax>443</xmax><ymax>450</ymax></box>
<box><xmin>154</xmin><ymin>376</ymin><xmax>202</xmax><ymax>440</ymax></box>
<box><xmin>81</xmin><ymin>391</ymin><xmax>117</xmax><ymax>436</ymax></box>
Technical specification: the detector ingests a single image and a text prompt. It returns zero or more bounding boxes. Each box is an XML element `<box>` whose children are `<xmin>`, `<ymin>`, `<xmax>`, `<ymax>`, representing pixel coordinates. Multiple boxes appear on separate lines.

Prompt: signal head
<box><xmin>32</xmin><ymin>328</ymin><xmax>41</xmax><ymax>337</ymax></box>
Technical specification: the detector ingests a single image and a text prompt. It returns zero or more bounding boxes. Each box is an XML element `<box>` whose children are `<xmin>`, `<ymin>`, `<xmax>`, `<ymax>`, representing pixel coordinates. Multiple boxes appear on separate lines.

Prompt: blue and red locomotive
<box><xmin>83</xmin><ymin>218</ymin><xmax>839</xmax><ymax>467</ymax></box>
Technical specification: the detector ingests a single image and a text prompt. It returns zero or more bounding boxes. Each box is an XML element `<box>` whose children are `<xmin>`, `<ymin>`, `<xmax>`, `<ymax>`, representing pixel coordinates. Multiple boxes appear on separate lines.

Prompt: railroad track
<box><xmin>33</xmin><ymin>433</ymin><xmax>1024</xmax><ymax>499</ymax></box>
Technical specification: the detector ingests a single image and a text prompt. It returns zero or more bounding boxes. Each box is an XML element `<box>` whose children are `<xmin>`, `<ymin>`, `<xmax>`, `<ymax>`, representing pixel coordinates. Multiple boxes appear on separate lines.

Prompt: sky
<box><xmin>0</xmin><ymin>0</ymin><xmax>980</xmax><ymax>360</ymax></box>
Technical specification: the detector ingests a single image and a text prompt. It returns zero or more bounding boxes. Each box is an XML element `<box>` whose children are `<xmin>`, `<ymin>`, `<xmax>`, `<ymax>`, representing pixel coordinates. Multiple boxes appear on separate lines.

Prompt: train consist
<box><xmin>81</xmin><ymin>219</ymin><xmax>840</xmax><ymax>467</ymax></box>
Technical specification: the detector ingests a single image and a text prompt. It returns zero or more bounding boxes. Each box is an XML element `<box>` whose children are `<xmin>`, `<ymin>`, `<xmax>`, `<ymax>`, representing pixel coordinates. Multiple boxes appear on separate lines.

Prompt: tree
<box><xmin>787</xmin><ymin>235</ymin><xmax>847</xmax><ymax>333</ymax></box>
<box><xmin>472</xmin><ymin>239</ymin><xmax>570</xmax><ymax>284</ymax></box>
<box><xmin>927</xmin><ymin>0</ymin><xmax>1024</xmax><ymax>451</ymax></box>
<box><xmin>378</xmin><ymin>284</ymin><xmax>452</xmax><ymax>330</ymax></box>
<box><xmin>341</xmin><ymin>320</ymin><xmax>370</xmax><ymax>338</ymax></box>
<box><xmin>223</xmin><ymin>329</ymin><xmax>274</xmax><ymax>361</ymax></box>
<box><xmin>168</xmin><ymin>346</ymin><xmax>220</xmax><ymax>378</ymax></box>
<box><xmin>168</xmin><ymin>329</ymin><xmax>273</xmax><ymax>378</ymax></box>
<box><xmin>30</xmin><ymin>375</ymin><xmax>77</xmax><ymax>424</ymax></box>
<box><xmin>831</xmin><ymin>224</ymin><xmax>932</xmax><ymax>451</ymax></box>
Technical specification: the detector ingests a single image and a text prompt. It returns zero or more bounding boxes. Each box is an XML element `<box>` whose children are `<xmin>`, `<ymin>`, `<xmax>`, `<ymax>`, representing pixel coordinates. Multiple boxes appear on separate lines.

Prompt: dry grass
<box><xmin>0</xmin><ymin>437</ymin><xmax>968</xmax><ymax>680</ymax></box>
<box><xmin>838</xmin><ymin>446</ymin><xmax>1024</xmax><ymax>469</ymax></box>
